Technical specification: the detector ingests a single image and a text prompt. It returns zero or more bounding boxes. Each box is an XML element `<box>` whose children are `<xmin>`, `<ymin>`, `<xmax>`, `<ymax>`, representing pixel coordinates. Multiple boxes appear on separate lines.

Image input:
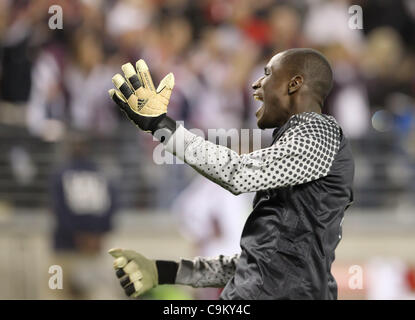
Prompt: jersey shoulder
<box><xmin>276</xmin><ymin>112</ymin><xmax>343</xmax><ymax>179</ymax></box>
<box><xmin>282</xmin><ymin>112</ymin><xmax>341</xmax><ymax>143</ymax></box>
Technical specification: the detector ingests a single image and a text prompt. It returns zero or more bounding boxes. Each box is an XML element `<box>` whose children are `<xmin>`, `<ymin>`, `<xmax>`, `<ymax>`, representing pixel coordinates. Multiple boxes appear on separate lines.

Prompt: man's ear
<box><xmin>288</xmin><ymin>75</ymin><xmax>304</xmax><ymax>94</ymax></box>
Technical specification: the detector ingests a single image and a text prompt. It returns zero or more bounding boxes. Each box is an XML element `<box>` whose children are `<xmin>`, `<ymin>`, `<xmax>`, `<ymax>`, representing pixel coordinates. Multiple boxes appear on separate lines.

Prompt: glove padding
<box><xmin>108</xmin><ymin>248</ymin><xmax>158</xmax><ymax>298</ymax></box>
<box><xmin>109</xmin><ymin>59</ymin><xmax>175</xmax><ymax>133</ymax></box>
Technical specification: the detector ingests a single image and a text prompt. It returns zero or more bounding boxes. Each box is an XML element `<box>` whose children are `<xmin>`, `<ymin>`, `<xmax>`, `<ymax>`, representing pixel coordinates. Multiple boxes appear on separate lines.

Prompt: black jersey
<box><xmin>165</xmin><ymin>112</ymin><xmax>354</xmax><ymax>299</ymax></box>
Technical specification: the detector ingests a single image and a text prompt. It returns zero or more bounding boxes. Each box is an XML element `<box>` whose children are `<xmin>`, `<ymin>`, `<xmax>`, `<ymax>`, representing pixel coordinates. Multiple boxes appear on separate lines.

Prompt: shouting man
<box><xmin>108</xmin><ymin>48</ymin><xmax>354</xmax><ymax>300</ymax></box>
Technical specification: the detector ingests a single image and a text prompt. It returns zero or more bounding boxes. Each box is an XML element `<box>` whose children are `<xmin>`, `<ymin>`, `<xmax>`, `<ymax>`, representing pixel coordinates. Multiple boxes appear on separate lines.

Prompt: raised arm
<box><xmin>163</xmin><ymin>116</ymin><xmax>340</xmax><ymax>195</ymax></box>
<box><xmin>108</xmin><ymin>60</ymin><xmax>341</xmax><ymax>196</ymax></box>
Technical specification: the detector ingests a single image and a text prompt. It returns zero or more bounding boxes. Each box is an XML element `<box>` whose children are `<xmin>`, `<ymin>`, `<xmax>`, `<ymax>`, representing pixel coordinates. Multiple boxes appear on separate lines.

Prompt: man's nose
<box><xmin>252</xmin><ymin>76</ymin><xmax>264</xmax><ymax>90</ymax></box>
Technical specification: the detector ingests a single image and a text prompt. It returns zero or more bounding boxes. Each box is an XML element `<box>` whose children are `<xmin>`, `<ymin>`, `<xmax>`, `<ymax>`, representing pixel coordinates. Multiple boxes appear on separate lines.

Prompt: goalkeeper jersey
<box><xmin>165</xmin><ymin>111</ymin><xmax>354</xmax><ymax>299</ymax></box>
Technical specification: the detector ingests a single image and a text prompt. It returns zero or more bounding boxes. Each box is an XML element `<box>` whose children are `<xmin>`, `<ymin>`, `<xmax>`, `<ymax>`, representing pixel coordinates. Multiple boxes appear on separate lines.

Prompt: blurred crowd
<box><xmin>1</xmin><ymin>0</ymin><xmax>415</xmax><ymax>210</ymax></box>
<box><xmin>1</xmin><ymin>0</ymin><xmax>415</xmax><ymax>300</ymax></box>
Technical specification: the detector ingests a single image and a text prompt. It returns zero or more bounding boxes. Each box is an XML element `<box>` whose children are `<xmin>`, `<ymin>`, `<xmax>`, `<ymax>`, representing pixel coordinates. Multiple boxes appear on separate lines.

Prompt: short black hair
<box><xmin>281</xmin><ymin>48</ymin><xmax>333</xmax><ymax>104</ymax></box>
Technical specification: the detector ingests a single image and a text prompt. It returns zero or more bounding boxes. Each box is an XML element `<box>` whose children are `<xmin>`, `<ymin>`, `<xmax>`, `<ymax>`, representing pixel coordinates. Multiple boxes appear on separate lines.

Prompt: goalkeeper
<box><xmin>108</xmin><ymin>48</ymin><xmax>354</xmax><ymax>300</ymax></box>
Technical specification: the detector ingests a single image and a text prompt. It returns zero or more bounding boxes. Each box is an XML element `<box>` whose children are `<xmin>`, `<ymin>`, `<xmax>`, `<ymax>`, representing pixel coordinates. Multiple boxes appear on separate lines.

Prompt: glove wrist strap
<box><xmin>155</xmin><ymin>260</ymin><xmax>179</xmax><ymax>284</ymax></box>
<box><xmin>151</xmin><ymin>115</ymin><xmax>178</xmax><ymax>143</ymax></box>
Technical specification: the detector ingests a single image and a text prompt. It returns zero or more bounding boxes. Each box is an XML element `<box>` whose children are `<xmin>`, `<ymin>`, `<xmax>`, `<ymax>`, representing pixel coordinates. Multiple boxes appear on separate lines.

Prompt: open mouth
<box><xmin>253</xmin><ymin>92</ymin><xmax>264</xmax><ymax>118</ymax></box>
<box><xmin>253</xmin><ymin>92</ymin><xmax>264</xmax><ymax>102</ymax></box>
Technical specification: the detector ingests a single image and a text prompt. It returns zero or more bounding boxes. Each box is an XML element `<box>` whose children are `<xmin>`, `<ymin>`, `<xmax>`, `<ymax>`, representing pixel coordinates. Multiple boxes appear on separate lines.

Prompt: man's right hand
<box><xmin>108</xmin><ymin>248</ymin><xmax>158</xmax><ymax>298</ymax></box>
<box><xmin>108</xmin><ymin>59</ymin><xmax>175</xmax><ymax>133</ymax></box>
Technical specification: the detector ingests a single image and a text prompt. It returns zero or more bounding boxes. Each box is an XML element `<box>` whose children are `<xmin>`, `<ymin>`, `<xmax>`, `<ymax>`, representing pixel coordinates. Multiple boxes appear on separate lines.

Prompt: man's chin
<box><xmin>255</xmin><ymin>105</ymin><xmax>266</xmax><ymax>129</ymax></box>
<box><xmin>256</xmin><ymin>118</ymin><xmax>267</xmax><ymax>130</ymax></box>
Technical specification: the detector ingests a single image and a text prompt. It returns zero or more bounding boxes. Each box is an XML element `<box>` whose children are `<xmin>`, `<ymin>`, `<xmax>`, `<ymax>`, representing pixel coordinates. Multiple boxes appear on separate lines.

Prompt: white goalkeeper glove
<box><xmin>108</xmin><ymin>248</ymin><xmax>158</xmax><ymax>298</ymax></box>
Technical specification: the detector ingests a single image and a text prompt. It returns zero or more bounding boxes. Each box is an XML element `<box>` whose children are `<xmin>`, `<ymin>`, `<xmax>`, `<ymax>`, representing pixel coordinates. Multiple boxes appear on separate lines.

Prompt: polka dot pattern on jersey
<box><xmin>182</xmin><ymin>112</ymin><xmax>341</xmax><ymax>195</ymax></box>
<box><xmin>191</xmin><ymin>254</ymin><xmax>240</xmax><ymax>288</ymax></box>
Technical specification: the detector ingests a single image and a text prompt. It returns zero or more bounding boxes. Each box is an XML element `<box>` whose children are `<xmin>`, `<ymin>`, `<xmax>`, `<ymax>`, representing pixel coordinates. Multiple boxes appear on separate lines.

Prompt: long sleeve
<box><xmin>175</xmin><ymin>254</ymin><xmax>240</xmax><ymax>288</ymax></box>
<box><xmin>164</xmin><ymin>113</ymin><xmax>341</xmax><ymax>195</ymax></box>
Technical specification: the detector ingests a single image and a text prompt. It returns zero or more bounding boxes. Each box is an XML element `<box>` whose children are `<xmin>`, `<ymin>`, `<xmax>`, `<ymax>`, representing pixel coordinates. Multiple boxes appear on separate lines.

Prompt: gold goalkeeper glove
<box><xmin>109</xmin><ymin>60</ymin><xmax>176</xmax><ymax>138</ymax></box>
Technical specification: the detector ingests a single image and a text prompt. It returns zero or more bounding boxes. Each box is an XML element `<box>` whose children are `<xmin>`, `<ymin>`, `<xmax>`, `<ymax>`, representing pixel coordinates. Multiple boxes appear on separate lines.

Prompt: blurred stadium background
<box><xmin>1</xmin><ymin>0</ymin><xmax>415</xmax><ymax>299</ymax></box>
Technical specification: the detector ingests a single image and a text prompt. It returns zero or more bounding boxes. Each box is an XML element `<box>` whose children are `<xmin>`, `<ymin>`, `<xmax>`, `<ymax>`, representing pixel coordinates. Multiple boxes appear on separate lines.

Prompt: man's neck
<box><xmin>291</xmin><ymin>97</ymin><xmax>322</xmax><ymax>116</ymax></box>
